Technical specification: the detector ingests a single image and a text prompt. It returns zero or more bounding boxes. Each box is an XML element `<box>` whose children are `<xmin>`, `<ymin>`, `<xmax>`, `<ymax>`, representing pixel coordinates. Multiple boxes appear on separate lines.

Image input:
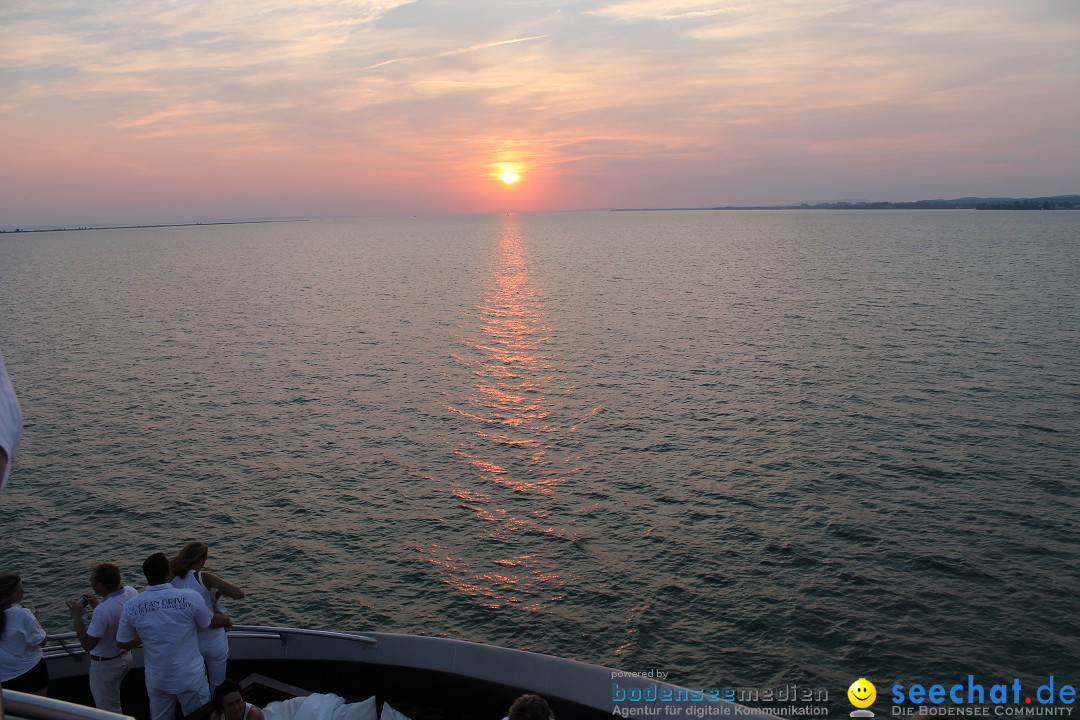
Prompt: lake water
<box><xmin>1</xmin><ymin>210</ymin><xmax>1078</xmax><ymax>712</ymax></box>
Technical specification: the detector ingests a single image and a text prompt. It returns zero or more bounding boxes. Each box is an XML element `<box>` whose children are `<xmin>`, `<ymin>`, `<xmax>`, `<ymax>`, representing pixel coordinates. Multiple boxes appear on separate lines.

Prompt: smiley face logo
<box><xmin>848</xmin><ymin>678</ymin><xmax>876</xmax><ymax>708</ymax></box>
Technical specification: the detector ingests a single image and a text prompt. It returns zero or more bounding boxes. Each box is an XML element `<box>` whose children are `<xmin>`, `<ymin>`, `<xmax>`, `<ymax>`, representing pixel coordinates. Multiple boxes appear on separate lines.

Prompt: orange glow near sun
<box><xmin>494</xmin><ymin>162</ymin><xmax>523</xmax><ymax>186</ymax></box>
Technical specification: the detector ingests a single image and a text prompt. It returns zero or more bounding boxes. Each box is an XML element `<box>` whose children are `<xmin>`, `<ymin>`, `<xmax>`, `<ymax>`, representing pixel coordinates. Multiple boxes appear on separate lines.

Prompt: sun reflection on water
<box><xmin>447</xmin><ymin>214</ymin><xmax>578</xmax><ymax>495</ymax></box>
<box><xmin>429</xmin><ymin>214</ymin><xmax>583</xmax><ymax>610</ymax></box>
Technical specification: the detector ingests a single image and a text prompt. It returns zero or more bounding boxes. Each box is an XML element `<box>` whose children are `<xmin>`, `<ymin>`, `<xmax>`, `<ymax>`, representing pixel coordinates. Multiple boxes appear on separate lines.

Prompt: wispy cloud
<box><xmin>589</xmin><ymin>1</ymin><xmax>740</xmax><ymax>22</ymax></box>
<box><xmin>366</xmin><ymin>35</ymin><xmax>548</xmax><ymax>70</ymax></box>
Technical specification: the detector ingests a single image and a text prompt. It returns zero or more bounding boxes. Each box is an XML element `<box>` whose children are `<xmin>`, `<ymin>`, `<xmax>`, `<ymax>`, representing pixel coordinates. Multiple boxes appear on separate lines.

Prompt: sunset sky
<box><xmin>2</xmin><ymin>0</ymin><xmax>1078</xmax><ymax>225</ymax></box>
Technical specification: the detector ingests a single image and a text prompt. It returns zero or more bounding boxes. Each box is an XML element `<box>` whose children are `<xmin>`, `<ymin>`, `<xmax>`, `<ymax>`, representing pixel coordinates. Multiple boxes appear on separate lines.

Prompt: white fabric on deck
<box><xmin>378</xmin><ymin>702</ymin><xmax>412</xmax><ymax>720</ymax></box>
<box><xmin>263</xmin><ymin>694</ymin><xmax>376</xmax><ymax>720</ymax></box>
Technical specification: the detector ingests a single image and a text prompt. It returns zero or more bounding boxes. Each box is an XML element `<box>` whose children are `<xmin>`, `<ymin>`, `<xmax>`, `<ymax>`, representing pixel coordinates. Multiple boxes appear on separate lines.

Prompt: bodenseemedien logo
<box><xmin>849</xmin><ymin>679</ymin><xmax>878</xmax><ymax>718</ymax></box>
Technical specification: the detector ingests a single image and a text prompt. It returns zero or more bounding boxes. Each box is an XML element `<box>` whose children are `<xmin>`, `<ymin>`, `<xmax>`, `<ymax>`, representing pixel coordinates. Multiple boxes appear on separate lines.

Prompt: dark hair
<box><xmin>0</xmin><ymin>572</ymin><xmax>22</xmax><ymax>636</ymax></box>
<box><xmin>143</xmin><ymin>553</ymin><xmax>171</xmax><ymax>585</ymax></box>
<box><xmin>92</xmin><ymin>563</ymin><xmax>122</xmax><ymax>592</ymax></box>
<box><xmin>509</xmin><ymin>694</ymin><xmax>552</xmax><ymax>720</ymax></box>
<box><xmin>172</xmin><ymin>541</ymin><xmax>209</xmax><ymax>578</ymax></box>
<box><xmin>212</xmin><ymin>679</ymin><xmax>244</xmax><ymax>711</ymax></box>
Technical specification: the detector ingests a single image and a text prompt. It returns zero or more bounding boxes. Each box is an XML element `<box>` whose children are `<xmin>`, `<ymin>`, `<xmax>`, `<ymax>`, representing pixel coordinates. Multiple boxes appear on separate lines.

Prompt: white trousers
<box><xmin>199</xmin><ymin>627</ymin><xmax>229</xmax><ymax>691</ymax></box>
<box><xmin>88</xmin><ymin>652</ymin><xmax>133</xmax><ymax>713</ymax></box>
<box><xmin>147</xmin><ymin>680</ymin><xmax>210</xmax><ymax>720</ymax></box>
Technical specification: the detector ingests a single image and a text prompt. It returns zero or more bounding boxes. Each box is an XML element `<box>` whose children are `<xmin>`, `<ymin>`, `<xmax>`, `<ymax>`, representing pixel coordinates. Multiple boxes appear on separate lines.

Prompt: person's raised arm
<box><xmin>65</xmin><ymin>598</ymin><xmax>101</xmax><ymax>652</ymax></box>
<box><xmin>201</xmin><ymin>572</ymin><xmax>244</xmax><ymax>600</ymax></box>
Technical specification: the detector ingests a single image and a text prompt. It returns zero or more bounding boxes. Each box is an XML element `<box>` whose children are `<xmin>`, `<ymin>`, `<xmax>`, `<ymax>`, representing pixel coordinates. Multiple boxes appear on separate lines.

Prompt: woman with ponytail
<box><xmin>171</xmin><ymin>542</ymin><xmax>245</xmax><ymax>691</ymax></box>
<box><xmin>1</xmin><ymin>572</ymin><xmax>48</xmax><ymax>694</ymax></box>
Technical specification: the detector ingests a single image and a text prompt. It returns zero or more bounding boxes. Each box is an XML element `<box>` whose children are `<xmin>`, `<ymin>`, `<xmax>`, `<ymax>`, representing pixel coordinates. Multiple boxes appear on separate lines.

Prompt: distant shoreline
<box><xmin>0</xmin><ymin>219</ymin><xmax>308</xmax><ymax>234</ymax></box>
<box><xmin>613</xmin><ymin>194</ymin><xmax>1080</xmax><ymax>212</ymax></box>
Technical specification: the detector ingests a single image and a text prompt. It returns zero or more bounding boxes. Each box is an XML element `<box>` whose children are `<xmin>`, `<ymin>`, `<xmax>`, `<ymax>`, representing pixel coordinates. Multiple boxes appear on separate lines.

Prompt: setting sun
<box><xmin>493</xmin><ymin>162</ymin><xmax>523</xmax><ymax>187</ymax></box>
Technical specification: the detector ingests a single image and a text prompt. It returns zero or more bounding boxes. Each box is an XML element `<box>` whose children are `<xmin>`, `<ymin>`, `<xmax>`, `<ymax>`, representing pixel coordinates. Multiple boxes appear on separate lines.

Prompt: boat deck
<box><xmin>21</xmin><ymin>626</ymin><xmax>776</xmax><ymax>720</ymax></box>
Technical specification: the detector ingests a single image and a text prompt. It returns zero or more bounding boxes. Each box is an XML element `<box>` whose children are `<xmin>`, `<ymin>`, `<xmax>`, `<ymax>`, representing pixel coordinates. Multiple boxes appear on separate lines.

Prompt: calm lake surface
<box><xmin>1</xmin><ymin>210</ymin><xmax>1078</xmax><ymax>709</ymax></box>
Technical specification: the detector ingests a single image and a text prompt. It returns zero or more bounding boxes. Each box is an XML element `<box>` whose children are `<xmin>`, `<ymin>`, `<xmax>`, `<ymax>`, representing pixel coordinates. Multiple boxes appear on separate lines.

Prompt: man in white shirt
<box><xmin>65</xmin><ymin>563</ymin><xmax>139</xmax><ymax>713</ymax></box>
<box><xmin>0</xmin><ymin>346</ymin><xmax>22</xmax><ymax>493</ymax></box>
<box><xmin>117</xmin><ymin>553</ymin><xmax>229</xmax><ymax>720</ymax></box>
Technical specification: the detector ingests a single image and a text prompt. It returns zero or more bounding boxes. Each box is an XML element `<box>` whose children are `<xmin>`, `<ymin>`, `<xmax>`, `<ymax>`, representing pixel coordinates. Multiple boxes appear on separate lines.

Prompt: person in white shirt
<box><xmin>65</xmin><ymin>563</ymin><xmax>139</xmax><ymax>713</ymax></box>
<box><xmin>210</xmin><ymin>679</ymin><xmax>265</xmax><ymax>720</ymax></box>
<box><xmin>0</xmin><ymin>572</ymin><xmax>48</xmax><ymax>694</ymax></box>
<box><xmin>0</xmin><ymin>347</ymin><xmax>22</xmax><ymax>493</ymax></box>
<box><xmin>116</xmin><ymin>553</ymin><xmax>230</xmax><ymax>720</ymax></box>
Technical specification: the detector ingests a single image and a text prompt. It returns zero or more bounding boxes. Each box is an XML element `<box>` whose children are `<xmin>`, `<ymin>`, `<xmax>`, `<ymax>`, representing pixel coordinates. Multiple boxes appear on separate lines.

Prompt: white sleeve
<box><xmin>0</xmin><ymin>348</ymin><xmax>23</xmax><ymax>492</ymax></box>
<box><xmin>192</xmin><ymin>590</ymin><xmax>213</xmax><ymax>628</ymax></box>
<box><xmin>85</xmin><ymin>606</ymin><xmax>107</xmax><ymax>643</ymax></box>
<box><xmin>22</xmin><ymin>609</ymin><xmax>47</xmax><ymax>646</ymax></box>
<box><xmin>115</xmin><ymin>604</ymin><xmax>136</xmax><ymax>644</ymax></box>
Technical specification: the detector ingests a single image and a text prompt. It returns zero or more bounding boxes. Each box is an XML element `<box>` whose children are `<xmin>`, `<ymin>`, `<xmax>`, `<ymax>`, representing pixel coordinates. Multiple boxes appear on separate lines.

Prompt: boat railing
<box><xmin>43</xmin><ymin>626</ymin><xmax>377</xmax><ymax>659</ymax></box>
<box><xmin>226</xmin><ymin>625</ymin><xmax>378</xmax><ymax>646</ymax></box>
<box><xmin>43</xmin><ymin>634</ymin><xmax>91</xmax><ymax>659</ymax></box>
<box><xmin>0</xmin><ymin>690</ymin><xmax>133</xmax><ymax>720</ymax></box>
<box><xmin>42</xmin><ymin>633</ymin><xmax>88</xmax><ymax>660</ymax></box>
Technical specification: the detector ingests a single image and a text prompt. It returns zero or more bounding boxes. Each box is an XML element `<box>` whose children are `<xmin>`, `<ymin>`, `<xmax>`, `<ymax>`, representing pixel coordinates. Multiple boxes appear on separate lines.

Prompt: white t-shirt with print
<box><xmin>116</xmin><ymin>583</ymin><xmax>212</xmax><ymax>692</ymax></box>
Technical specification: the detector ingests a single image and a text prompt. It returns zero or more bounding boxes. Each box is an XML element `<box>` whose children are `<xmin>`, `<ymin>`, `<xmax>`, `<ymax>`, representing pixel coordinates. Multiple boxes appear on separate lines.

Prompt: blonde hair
<box><xmin>172</xmin><ymin>541</ymin><xmax>209</xmax><ymax>578</ymax></box>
